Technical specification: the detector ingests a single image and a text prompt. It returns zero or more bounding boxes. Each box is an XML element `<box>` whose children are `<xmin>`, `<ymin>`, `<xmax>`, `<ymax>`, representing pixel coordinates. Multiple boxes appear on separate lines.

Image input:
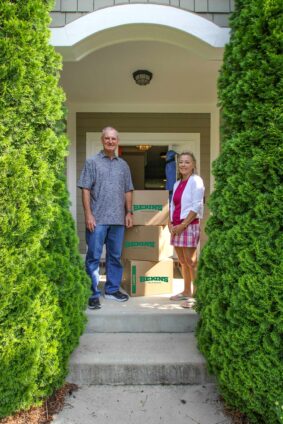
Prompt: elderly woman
<box><xmin>168</xmin><ymin>152</ymin><xmax>205</xmax><ymax>308</ymax></box>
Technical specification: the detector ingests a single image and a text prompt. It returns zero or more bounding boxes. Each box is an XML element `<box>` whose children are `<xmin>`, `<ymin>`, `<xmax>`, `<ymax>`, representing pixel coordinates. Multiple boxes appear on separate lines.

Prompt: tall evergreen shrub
<box><xmin>0</xmin><ymin>0</ymin><xmax>89</xmax><ymax>417</ymax></box>
<box><xmin>196</xmin><ymin>1</ymin><xmax>283</xmax><ymax>423</ymax></box>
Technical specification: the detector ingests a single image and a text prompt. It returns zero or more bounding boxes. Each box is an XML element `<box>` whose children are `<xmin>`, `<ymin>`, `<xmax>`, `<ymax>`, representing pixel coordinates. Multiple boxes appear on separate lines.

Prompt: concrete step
<box><xmin>86</xmin><ymin>295</ymin><xmax>198</xmax><ymax>333</ymax></box>
<box><xmin>67</xmin><ymin>333</ymin><xmax>214</xmax><ymax>385</ymax></box>
<box><xmin>52</xmin><ymin>384</ymin><xmax>231</xmax><ymax>424</ymax></box>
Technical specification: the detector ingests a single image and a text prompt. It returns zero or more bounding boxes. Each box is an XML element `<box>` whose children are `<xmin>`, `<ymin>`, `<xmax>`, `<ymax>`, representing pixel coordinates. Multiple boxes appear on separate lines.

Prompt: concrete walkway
<box><xmin>52</xmin><ymin>277</ymin><xmax>231</xmax><ymax>424</ymax></box>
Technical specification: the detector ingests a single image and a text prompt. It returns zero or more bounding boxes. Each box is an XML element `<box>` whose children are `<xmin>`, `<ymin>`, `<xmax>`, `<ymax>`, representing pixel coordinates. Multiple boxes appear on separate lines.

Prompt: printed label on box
<box><xmin>139</xmin><ymin>276</ymin><xmax>169</xmax><ymax>283</ymax></box>
<box><xmin>123</xmin><ymin>259</ymin><xmax>173</xmax><ymax>296</ymax></box>
<box><xmin>133</xmin><ymin>204</ymin><xmax>163</xmax><ymax>211</ymax></box>
<box><xmin>132</xmin><ymin>191</ymin><xmax>169</xmax><ymax>225</ymax></box>
<box><xmin>125</xmin><ymin>241</ymin><xmax>155</xmax><ymax>248</ymax></box>
<box><xmin>131</xmin><ymin>265</ymin><xmax>137</xmax><ymax>294</ymax></box>
<box><xmin>123</xmin><ymin>225</ymin><xmax>172</xmax><ymax>261</ymax></box>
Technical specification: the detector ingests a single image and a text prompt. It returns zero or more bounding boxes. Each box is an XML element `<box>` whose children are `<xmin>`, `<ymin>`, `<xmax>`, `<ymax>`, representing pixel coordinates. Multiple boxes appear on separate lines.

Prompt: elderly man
<box><xmin>78</xmin><ymin>127</ymin><xmax>134</xmax><ymax>309</ymax></box>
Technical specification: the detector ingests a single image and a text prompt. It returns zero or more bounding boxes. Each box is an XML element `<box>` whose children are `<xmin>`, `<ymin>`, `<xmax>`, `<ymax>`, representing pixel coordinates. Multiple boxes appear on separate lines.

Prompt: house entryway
<box><xmin>86</xmin><ymin>131</ymin><xmax>200</xmax><ymax>191</ymax></box>
<box><xmin>52</xmin><ymin>275</ymin><xmax>232</xmax><ymax>424</ymax></box>
<box><xmin>49</xmin><ymin>4</ymin><xmax>230</xmax><ymax>421</ymax></box>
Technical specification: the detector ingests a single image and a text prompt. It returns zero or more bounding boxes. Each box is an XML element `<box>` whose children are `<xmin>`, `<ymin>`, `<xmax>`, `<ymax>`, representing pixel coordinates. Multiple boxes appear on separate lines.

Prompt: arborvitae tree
<box><xmin>0</xmin><ymin>1</ymin><xmax>89</xmax><ymax>417</ymax></box>
<box><xmin>196</xmin><ymin>1</ymin><xmax>283</xmax><ymax>423</ymax></box>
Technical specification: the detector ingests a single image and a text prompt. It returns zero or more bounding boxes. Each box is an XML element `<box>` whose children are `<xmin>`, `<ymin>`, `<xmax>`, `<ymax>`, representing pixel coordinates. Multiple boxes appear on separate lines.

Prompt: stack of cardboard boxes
<box><xmin>122</xmin><ymin>190</ymin><xmax>174</xmax><ymax>296</ymax></box>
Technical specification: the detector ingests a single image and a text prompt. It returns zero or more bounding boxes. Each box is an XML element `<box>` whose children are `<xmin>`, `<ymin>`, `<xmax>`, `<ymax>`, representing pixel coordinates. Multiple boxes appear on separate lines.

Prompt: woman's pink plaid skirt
<box><xmin>170</xmin><ymin>223</ymin><xmax>200</xmax><ymax>248</ymax></box>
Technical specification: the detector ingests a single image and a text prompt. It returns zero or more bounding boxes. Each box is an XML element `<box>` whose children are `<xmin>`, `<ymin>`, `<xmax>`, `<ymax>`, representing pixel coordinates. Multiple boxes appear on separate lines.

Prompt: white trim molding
<box><xmin>86</xmin><ymin>132</ymin><xmax>200</xmax><ymax>173</ymax></box>
<box><xmin>50</xmin><ymin>4</ymin><xmax>230</xmax><ymax>61</ymax></box>
<box><xmin>65</xmin><ymin>106</ymin><xmax>220</xmax><ymax>217</ymax></box>
<box><xmin>66</xmin><ymin>107</ymin><xmax>77</xmax><ymax>221</ymax></box>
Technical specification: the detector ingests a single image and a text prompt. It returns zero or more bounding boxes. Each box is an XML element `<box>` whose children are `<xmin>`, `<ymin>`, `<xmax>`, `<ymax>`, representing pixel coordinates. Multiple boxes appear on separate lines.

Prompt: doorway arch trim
<box><xmin>50</xmin><ymin>4</ymin><xmax>230</xmax><ymax>61</ymax></box>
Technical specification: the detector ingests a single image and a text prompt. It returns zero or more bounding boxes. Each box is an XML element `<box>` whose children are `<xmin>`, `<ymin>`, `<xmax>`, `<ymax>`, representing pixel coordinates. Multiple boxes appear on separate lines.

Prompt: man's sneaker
<box><xmin>104</xmin><ymin>290</ymin><xmax>129</xmax><ymax>302</ymax></box>
<box><xmin>88</xmin><ymin>298</ymin><xmax>101</xmax><ymax>309</ymax></box>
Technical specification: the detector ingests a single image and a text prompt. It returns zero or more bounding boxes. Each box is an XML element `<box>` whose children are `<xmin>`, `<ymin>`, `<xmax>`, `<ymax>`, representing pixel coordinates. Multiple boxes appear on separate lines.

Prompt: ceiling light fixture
<box><xmin>133</xmin><ymin>70</ymin><xmax>153</xmax><ymax>86</ymax></box>
<box><xmin>136</xmin><ymin>144</ymin><xmax>152</xmax><ymax>151</ymax></box>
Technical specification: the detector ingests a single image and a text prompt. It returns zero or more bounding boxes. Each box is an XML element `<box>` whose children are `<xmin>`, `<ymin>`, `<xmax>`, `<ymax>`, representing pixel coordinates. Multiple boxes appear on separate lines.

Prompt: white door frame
<box><xmin>86</xmin><ymin>132</ymin><xmax>201</xmax><ymax>173</ymax></box>
<box><xmin>66</xmin><ymin>107</ymin><xmax>219</xmax><ymax>224</ymax></box>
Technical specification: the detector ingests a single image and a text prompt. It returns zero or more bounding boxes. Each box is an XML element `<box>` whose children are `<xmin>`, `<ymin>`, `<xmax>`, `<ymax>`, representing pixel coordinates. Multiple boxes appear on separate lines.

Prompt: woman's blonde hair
<box><xmin>177</xmin><ymin>151</ymin><xmax>197</xmax><ymax>180</ymax></box>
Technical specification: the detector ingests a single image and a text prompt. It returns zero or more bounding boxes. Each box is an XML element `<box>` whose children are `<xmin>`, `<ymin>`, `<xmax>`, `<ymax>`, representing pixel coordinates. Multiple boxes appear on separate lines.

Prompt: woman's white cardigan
<box><xmin>170</xmin><ymin>174</ymin><xmax>205</xmax><ymax>222</ymax></box>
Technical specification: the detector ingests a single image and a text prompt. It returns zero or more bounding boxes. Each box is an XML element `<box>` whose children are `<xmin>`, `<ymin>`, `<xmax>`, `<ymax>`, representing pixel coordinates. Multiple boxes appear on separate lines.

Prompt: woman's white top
<box><xmin>170</xmin><ymin>174</ymin><xmax>205</xmax><ymax>221</ymax></box>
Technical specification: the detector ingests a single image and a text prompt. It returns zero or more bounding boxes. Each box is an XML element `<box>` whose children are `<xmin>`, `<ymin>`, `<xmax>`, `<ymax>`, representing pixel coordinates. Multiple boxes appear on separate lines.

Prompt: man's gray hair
<box><xmin>101</xmin><ymin>126</ymin><xmax>119</xmax><ymax>139</ymax></box>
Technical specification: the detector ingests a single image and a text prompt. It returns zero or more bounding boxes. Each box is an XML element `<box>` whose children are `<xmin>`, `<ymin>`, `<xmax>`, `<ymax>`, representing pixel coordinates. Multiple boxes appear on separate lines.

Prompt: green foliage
<box><xmin>0</xmin><ymin>0</ymin><xmax>89</xmax><ymax>417</ymax></box>
<box><xmin>196</xmin><ymin>1</ymin><xmax>283</xmax><ymax>423</ymax></box>
<box><xmin>275</xmin><ymin>399</ymin><xmax>283</xmax><ymax>423</ymax></box>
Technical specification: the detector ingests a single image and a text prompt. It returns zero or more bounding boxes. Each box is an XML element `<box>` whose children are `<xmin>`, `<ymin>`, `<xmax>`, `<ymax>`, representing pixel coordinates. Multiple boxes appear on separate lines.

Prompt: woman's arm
<box><xmin>181</xmin><ymin>210</ymin><xmax>197</xmax><ymax>228</ymax></box>
<box><xmin>171</xmin><ymin>210</ymin><xmax>197</xmax><ymax>235</ymax></box>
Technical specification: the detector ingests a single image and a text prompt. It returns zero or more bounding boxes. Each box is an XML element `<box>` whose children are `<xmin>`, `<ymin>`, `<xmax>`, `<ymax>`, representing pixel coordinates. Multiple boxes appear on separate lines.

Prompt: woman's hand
<box><xmin>168</xmin><ymin>222</ymin><xmax>174</xmax><ymax>233</ymax></box>
<box><xmin>171</xmin><ymin>223</ymin><xmax>186</xmax><ymax>236</ymax></box>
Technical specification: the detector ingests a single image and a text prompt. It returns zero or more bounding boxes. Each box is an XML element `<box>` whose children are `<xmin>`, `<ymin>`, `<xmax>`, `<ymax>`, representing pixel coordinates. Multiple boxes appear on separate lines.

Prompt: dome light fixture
<box><xmin>133</xmin><ymin>70</ymin><xmax>153</xmax><ymax>86</ymax></box>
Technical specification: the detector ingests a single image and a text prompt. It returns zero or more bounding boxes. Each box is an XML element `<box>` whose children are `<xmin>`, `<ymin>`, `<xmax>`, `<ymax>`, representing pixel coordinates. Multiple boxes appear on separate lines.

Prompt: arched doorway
<box><xmin>50</xmin><ymin>4</ymin><xmax>229</xmax><ymax>249</ymax></box>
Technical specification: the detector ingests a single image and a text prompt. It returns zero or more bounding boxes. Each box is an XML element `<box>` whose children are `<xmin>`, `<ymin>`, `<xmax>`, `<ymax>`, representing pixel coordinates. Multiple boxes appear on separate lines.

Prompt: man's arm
<box><xmin>82</xmin><ymin>188</ymin><xmax>96</xmax><ymax>232</ymax></box>
<box><xmin>125</xmin><ymin>191</ymin><xmax>133</xmax><ymax>228</ymax></box>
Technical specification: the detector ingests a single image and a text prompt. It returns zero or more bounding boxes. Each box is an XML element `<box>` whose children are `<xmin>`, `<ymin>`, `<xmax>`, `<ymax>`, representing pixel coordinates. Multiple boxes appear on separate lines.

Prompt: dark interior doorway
<box><xmin>120</xmin><ymin>145</ymin><xmax>167</xmax><ymax>190</ymax></box>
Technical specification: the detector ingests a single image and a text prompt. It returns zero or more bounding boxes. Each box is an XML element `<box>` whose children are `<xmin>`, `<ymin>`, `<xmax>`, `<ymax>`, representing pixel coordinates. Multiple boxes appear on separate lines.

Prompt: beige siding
<box><xmin>76</xmin><ymin>112</ymin><xmax>211</xmax><ymax>253</ymax></box>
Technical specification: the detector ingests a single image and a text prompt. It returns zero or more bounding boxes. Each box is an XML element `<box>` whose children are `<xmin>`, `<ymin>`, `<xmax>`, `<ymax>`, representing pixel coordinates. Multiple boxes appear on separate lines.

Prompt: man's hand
<box><xmin>85</xmin><ymin>212</ymin><xmax>96</xmax><ymax>232</ymax></box>
<box><xmin>82</xmin><ymin>189</ymin><xmax>96</xmax><ymax>231</ymax></box>
<box><xmin>125</xmin><ymin>213</ymin><xmax>133</xmax><ymax>228</ymax></box>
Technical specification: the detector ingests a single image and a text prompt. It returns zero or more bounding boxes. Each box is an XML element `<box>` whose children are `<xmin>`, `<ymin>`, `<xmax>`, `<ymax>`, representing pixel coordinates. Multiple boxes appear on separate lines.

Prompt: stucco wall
<box><xmin>51</xmin><ymin>0</ymin><xmax>234</xmax><ymax>28</ymax></box>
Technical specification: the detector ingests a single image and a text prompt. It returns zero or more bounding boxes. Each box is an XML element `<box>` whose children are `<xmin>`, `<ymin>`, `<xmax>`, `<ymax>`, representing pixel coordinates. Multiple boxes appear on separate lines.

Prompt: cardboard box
<box><xmin>132</xmin><ymin>190</ymin><xmax>169</xmax><ymax>225</ymax></box>
<box><xmin>122</xmin><ymin>259</ymin><xmax>173</xmax><ymax>296</ymax></box>
<box><xmin>122</xmin><ymin>225</ymin><xmax>173</xmax><ymax>261</ymax></box>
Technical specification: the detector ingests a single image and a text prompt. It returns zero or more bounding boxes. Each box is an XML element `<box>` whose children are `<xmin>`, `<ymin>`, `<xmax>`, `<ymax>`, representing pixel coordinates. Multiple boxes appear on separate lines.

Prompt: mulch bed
<box><xmin>222</xmin><ymin>401</ymin><xmax>250</xmax><ymax>424</ymax></box>
<box><xmin>0</xmin><ymin>383</ymin><xmax>78</xmax><ymax>424</ymax></box>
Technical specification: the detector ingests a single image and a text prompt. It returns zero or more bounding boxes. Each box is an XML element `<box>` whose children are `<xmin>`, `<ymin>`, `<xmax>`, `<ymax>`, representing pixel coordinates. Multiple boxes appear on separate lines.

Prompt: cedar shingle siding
<box><xmin>50</xmin><ymin>0</ymin><xmax>233</xmax><ymax>27</ymax></box>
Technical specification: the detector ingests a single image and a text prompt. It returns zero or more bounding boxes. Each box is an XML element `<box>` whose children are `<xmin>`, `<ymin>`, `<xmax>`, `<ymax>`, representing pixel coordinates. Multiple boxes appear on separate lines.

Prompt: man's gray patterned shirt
<box><xmin>77</xmin><ymin>151</ymin><xmax>134</xmax><ymax>225</ymax></box>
